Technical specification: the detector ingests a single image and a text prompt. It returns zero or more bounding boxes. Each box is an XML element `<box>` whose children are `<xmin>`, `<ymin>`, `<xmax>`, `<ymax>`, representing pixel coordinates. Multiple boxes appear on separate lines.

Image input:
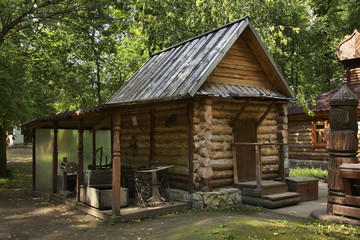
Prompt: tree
<box><xmin>0</xmin><ymin>0</ymin><xmax>124</xmax><ymax>178</ymax></box>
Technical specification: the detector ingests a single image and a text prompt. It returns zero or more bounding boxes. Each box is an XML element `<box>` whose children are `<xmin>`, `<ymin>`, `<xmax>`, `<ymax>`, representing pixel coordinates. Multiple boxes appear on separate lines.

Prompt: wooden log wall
<box><xmin>288</xmin><ymin>120</ymin><xmax>328</xmax><ymax>161</ymax></box>
<box><xmin>120</xmin><ymin>112</ymin><xmax>151</xmax><ymax>168</ymax></box>
<box><xmin>120</xmin><ymin>103</ymin><xmax>189</xmax><ymax>191</ymax></box>
<box><xmin>207</xmin><ymin>37</ymin><xmax>273</xmax><ymax>89</ymax></box>
<box><xmin>153</xmin><ymin>104</ymin><xmax>189</xmax><ymax>190</ymax></box>
<box><xmin>343</xmin><ymin>64</ymin><xmax>360</xmax><ymax>84</ymax></box>
<box><xmin>193</xmin><ymin>97</ymin><xmax>284</xmax><ymax>189</ymax></box>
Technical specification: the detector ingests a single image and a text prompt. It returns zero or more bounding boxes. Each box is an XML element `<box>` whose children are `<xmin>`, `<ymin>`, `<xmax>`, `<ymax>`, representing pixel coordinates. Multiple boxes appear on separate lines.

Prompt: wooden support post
<box><xmin>112</xmin><ymin>112</ymin><xmax>121</xmax><ymax>216</ymax></box>
<box><xmin>52</xmin><ymin>121</ymin><xmax>58</xmax><ymax>193</ymax></box>
<box><xmin>92</xmin><ymin>130</ymin><xmax>96</xmax><ymax>168</ymax></box>
<box><xmin>32</xmin><ymin>128</ymin><xmax>36</xmax><ymax>191</ymax></box>
<box><xmin>229</xmin><ymin>100</ymin><xmax>249</xmax><ymax>126</ymax></box>
<box><xmin>76</xmin><ymin>118</ymin><xmax>84</xmax><ymax>202</ymax></box>
<box><xmin>233</xmin><ymin>146</ymin><xmax>238</xmax><ymax>184</ymax></box>
<box><xmin>255</xmin><ymin>144</ymin><xmax>262</xmax><ymax>189</ymax></box>
<box><xmin>256</xmin><ymin>102</ymin><xmax>275</xmax><ymax>129</ymax></box>
<box><xmin>187</xmin><ymin>102</ymin><xmax>194</xmax><ymax>193</ymax></box>
<box><xmin>149</xmin><ymin>109</ymin><xmax>154</xmax><ymax>167</ymax></box>
<box><xmin>279</xmin><ymin>144</ymin><xmax>285</xmax><ymax>181</ymax></box>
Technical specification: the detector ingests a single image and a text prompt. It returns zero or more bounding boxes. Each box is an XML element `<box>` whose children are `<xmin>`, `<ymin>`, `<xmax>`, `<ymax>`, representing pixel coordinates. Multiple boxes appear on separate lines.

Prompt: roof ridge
<box><xmin>152</xmin><ymin>16</ymin><xmax>249</xmax><ymax>57</ymax></box>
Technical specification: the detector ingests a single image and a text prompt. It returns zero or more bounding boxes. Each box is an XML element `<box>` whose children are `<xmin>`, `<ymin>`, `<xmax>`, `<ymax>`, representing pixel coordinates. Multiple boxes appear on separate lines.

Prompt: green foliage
<box><xmin>2</xmin><ymin>0</ymin><xmax>359</xmax><ymax>119</ymax></box>
<box><xmin>0</xmin><ymin>167</ymin><xmax>29</xmax><ymax>189</ymax></box>
<box><xmin>1</xmin><ymin>0</ymin><xmax>360</xmax><ymax>176</ymax></box>
<box><xmin>307</xmin><ymin>221</ymin><xmax>360</xmax><ymax>240</ymax></box>
<box><xmin>290</xmin><ymin>166</ymin><xmax>328</xmax><ymax>180</ymax></box>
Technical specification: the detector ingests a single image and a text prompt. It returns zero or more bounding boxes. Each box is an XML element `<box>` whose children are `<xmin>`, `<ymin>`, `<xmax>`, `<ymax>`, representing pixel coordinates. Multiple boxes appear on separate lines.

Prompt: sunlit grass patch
<box><xmin>307</xmin><ymin>221</ymin><xmax>360</xmax><ymax>240</ymax></box>
<box><xmin>290</xmin><ymin>166</ymin><xmax>328</xmax><ymax>180</ymax></box>
<box><xmin>151</xmin><ymin>215</ymin><xmax>360</xmax><ymax>240</ymax></box>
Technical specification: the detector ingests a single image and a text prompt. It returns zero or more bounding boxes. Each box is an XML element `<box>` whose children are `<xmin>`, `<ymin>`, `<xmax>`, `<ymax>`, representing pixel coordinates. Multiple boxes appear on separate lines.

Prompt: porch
<box><xmin>33</xmin><ymin>190</ymin><xmax>190</xmax><ymax>222</ymax></box>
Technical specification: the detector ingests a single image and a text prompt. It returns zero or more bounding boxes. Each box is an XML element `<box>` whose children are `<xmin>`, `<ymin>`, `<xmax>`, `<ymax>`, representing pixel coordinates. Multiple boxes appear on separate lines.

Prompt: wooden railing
<box><xmin>231</xmin><ymin>142</ymin><xmax>287</xmax><ymax>189</ymax></box>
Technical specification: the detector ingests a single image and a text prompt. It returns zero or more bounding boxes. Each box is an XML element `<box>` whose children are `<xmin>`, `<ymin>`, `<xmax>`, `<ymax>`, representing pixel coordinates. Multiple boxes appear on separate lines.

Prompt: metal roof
<box><xmin>108</xmin><ymin>17</ymin><xmax>251</xmax><ymax>104</ymax></box>
<box><xmin>196</xmin><ymin>82</ymin><xmax>291</xmax><ymax>100</ymax></box>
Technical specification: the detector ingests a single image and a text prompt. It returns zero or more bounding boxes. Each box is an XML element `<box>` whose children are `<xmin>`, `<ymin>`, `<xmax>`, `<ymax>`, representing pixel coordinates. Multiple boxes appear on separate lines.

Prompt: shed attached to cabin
<box><xmin>25</xmin><ymin>17</ymin><xmax>295</xmax><ymax>220</ymax></box>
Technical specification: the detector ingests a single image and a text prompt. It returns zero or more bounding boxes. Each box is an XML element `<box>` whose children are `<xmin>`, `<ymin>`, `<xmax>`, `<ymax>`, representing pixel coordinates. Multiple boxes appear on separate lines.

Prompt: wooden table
<box><xmin>135</xmin><ymin>165</ymin><xmax>174</xmax><ymax>205</ymax></box>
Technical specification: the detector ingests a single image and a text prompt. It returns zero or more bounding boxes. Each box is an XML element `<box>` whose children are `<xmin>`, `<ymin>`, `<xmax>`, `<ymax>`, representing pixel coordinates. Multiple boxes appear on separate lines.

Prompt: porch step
<box><xmin>242</xmin><ymin>192</ymin><xmax>300</xmax><ymax>209</ymax></box>
<box><xmin>236</xmin><ymin>180</ymin><xmax>300</xmax><ymax>209</ymax></box>
<box><xmin>235</xmin><ymin>180</ymin><xmax>288</xmax><ymax>197</ymax></box>
<box><xmin>262</xmin><ymin>192</ymin><xmax>300</xmax><ymax>201</ymax></box>
<box><xmin>234</xmin><ymin>180</ymin><xmax>287</xmax><ymax>189</ymax></box>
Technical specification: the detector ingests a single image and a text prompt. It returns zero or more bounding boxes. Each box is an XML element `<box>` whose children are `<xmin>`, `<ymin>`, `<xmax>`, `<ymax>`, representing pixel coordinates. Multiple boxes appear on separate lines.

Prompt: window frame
<box><xmin>312</xmin><ymin>120</ymin><xmax>328</xmax><ymax>148</ymax></box>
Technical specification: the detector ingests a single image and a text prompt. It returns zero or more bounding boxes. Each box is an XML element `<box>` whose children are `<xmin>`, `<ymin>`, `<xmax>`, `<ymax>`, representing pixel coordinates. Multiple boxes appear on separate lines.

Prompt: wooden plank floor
<box><xmin>34</xmin><ymin>191</ymin><xmax>190</xmax><ymax>223</ymax></box>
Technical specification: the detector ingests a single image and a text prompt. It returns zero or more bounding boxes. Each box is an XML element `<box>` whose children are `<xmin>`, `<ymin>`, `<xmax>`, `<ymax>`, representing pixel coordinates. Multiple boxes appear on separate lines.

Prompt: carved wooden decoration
<box><xmin>337</xmin><ymin>29</ymin><xmax>360</xmax><ymax>61</ymax></box>
<box><xmin>327</xmin><ymin>85</ymin><xmax>359</xmax><ymax>215</ymax></box>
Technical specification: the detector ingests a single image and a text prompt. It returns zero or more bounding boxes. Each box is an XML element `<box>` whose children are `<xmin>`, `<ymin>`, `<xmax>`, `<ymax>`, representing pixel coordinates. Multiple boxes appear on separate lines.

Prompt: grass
<box><xmin>151</xmin><ymin>214</ymin><xmax>360</xmax><ymax>240</ymax></box>
<box><xmin>0</xmin><ymin>167</ymin><xmax>31</xmax><ymax>190</ymax></box>
<box><xmin>290</xmin><ymin>166</ymin><xmax>328</xmax><ymax>180</ymax></box>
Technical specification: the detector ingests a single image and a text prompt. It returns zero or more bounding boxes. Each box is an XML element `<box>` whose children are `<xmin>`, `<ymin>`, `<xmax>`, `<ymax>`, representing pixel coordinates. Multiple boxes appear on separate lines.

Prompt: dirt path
<box><xmin>1</xmin><ymin>146</ymin><xmax>358</xmax><ymax>240</ymax></box>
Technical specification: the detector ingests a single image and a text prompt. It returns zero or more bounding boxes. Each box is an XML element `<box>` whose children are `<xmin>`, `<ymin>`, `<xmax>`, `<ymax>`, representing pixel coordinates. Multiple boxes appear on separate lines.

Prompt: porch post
<box><xmin>112</xmin><ymin>112</ymin><xmax>121</xmax><ymax>216</ymax></box>
<box><xmin>92</xmin><ymin>130</ymin><xmax>96</xmax><ymax>168</ymax></box>
<box><xmin>76</xmin><ymin>118</ymin><xmax>84</xmax><ymax>202</ymax></box>
<box><xmin>52</xmin><ymin>121</ymin><xmax>58</xmax><ymax>193</ymax></box>
<box><xmin>187</xmin><ymin>102</ymin><xmax>194</xmax><ymax>193</ymax></box>
<box><xmin>255</xmin><ymin>144</ymin><xmax>262</xmax><ymax>189</ymax></box>
<box><xmin>32</xmin><ymin>128</ymin><xmax>36</xmax><ymax>191</ymax></box>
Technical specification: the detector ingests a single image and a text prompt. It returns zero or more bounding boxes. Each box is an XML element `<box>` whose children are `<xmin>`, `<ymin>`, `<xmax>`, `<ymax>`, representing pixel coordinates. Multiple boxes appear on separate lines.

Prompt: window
<box><xmin>312</xmin><ymin>120</ymin><xmax>328</xmax><ymax>147</ymax></box>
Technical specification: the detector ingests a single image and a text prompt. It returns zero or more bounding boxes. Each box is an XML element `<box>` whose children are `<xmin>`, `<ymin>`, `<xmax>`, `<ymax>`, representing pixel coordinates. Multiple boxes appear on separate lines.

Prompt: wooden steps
<box><xmin>235</xmin><ymin>180</ymin><xmax>300</xmax><ymax>209</ymax></box>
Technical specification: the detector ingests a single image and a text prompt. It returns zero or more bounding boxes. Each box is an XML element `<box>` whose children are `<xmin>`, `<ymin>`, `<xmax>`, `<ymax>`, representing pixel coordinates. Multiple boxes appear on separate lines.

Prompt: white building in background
<box><xmin>7</xmin><ymin>127</ymin><xmax>24</xmax><ymax>146</ymax></box>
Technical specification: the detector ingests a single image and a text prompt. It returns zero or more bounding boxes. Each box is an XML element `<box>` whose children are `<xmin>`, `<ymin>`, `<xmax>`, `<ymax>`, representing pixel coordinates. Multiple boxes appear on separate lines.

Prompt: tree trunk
<box><xmin>96</xmin><ymin>58</ymin><xmax>102</xmax><ymax>105</ymax></box>
<box><xmin>0</xmin><ymin>126</ymin><xmax>9</xmax><ymax>178</ymax></box>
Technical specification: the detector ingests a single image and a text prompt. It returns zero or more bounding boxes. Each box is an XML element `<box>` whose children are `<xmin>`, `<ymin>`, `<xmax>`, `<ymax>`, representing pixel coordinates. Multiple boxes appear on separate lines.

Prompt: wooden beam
<box><xmin>52</xmin><ymin>121</ymin><xmax>58</xmax><ymax>193</ymax></box>
<box><xmin>256</xmin><ymin>101</ymin><xmax>275</xmax><ymax>129</ymax></box>
<box><xmin>233</xmin><ymin>146</ymin><xmax>238</xmax><ymax>184</ymax></box>
<box><xmin>149</xmin><ymin>109</ymin><xmax>154</xmax><ymax>167</ymax></box>
<box><xmin>92</xmin><ymin>130</ymin><xmax>96</xmax><ymax>168</ymax></box>
<box><xmin>29</xmin><ymin>121</ymin><xmax>47</xmax><ymax>129</ymax></box>
<box><xmin>279</xmin><ymin>144</ymin><xmax>285</xmax><ymax>181</ymax></box>
<box><xmin>332</xmin><ymin>204</ymin><xmax>360</xmax><ymax>219</ymax></box>
<box><xmin>187</xmin><ymin>102</ymin><xmax>194</xmax><ymax>193</ymax></box>
<box><xmin>112</xmin><ymin>112</ymin><xmax>121</xmax><ymax>216</ymax></box>
<box><xmin>255</xmin><ymin>145</ymin><xmax>262</xmax><ymax>190</ymax></box>
<box><xmin>76</xmin><ymin>118</ymin><xmax>84</xmax><ymax>202</ymax></box>
<box><xmin>92</xmin><ymin>116</ymin><xmax>111</xmax><ymax>131</ymax></box>
<box><xmin>32</xmin><ymin>128</ymin><xmax>36</xmax><ymax>191</ymax></box>
<box><xmin>229</xmin><ymin>99</ymin><xmax>249</xmax><ymax>126</ymax></box>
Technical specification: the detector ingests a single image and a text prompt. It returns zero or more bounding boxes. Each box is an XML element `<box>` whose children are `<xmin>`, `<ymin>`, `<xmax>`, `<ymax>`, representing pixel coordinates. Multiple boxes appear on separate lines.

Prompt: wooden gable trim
<box><xmin>242</xmin><ymin>26</ymin><xmax>294</xmax><ymax>99</ymax></box>
<box><xmin>207</xmin><ymin>36</ymin><xmax>274</xmax><ymax>89</ymax></box>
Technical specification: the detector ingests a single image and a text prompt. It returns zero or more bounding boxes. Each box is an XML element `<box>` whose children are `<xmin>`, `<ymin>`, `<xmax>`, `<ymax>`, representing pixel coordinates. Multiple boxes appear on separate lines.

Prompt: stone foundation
<box><xmin>170</xmin><ymin>188</ymin><xmax>242</xmax><ymax>209</ymax></box>
<box><xmin>192</xmin><ymin>188</ymin><xmax>241</xmax><ymax>209</ymax></box>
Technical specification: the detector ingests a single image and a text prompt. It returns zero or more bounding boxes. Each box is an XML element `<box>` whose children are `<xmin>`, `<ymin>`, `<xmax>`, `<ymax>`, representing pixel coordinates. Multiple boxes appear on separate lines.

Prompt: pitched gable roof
<box><xmin>108</xmin><ymin>17</ymin><xmax>294</xmax><ymax>105</ymax></box>
<box><xmin>288</xmin><ymin>83</ymin><xmax>360</xmax><ymax>115</ymax></box>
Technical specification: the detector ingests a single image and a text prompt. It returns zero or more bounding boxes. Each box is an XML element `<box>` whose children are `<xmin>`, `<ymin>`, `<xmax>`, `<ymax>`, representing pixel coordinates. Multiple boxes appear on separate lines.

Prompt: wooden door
<box><xmin>234</xmin><ymin>119</ymin><xmax>256</xmax><ymax>182</ymax></box>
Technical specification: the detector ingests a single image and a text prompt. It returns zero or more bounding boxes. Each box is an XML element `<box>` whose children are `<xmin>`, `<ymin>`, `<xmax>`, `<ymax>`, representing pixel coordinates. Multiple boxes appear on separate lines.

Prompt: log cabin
<box><xmin>288</xmin><ymin>29</ymin><xmax>360</xmax><ymax>170</ymax></box>
<box><xmin>24</xmin><ymin>17</ymin><xmax>296</xmax><ymax>220</ymax></box>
